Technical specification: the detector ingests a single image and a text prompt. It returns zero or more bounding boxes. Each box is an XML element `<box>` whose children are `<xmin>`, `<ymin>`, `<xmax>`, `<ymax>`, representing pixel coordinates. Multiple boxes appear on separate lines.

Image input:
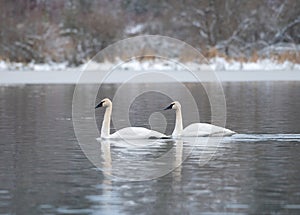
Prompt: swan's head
<box><xmin>95</xmin><ymin>98</ymin><xmax>112</xmax><ymax>109</ymax></box>
<box><xmin>163</xmin><ymin>101</ymin><xmax>181</xmax><ymax>110</ymax></box>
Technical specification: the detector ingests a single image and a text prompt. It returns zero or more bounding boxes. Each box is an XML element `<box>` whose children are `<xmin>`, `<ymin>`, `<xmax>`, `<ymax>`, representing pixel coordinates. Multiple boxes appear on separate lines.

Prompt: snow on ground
<box><xmin>209</xmin><ymin>57</ymin><xmax>300</xmax><ymax>71</ymax></box>
<box><xmin>80</xmin><ymin>58</ymin><xmax>300</xmax><ymax>71</ymax></box>
<box><xmin>1</xmin><ymin>58</ymin><xmax>300</xmax><ymax>84</ymax></box>
<box><xmin>0</xmin><ymin>61</ymin><xmax>69</xmax><ymax>71</ymax></box>
<box><xmin>1</xmin><ymin>57</ymin><xmax>300</xmax><ymax>72</ymax></box>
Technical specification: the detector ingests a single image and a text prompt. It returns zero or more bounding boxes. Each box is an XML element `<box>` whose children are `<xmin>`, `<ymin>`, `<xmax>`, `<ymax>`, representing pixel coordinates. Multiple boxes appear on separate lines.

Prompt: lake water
<box><xmin>0</xmin><ymin>82</ymin><xmax>300</xmax><ymax>214</ymax></box>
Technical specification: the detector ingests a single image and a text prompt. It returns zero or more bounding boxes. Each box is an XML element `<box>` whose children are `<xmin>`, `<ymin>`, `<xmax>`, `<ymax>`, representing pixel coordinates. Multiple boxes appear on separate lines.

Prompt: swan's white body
<box><xmin>183</xmin><ymin>123</ymin><xmax>236</xmax><ymax>137</ymax></box>
<box><xmin>96</xmin><ymin>98</ymin><xmax>166</xmax><ymax>139</ymax></box>
<box><xmin>164</xmin><ymin>101</ymin><xmax>236</xmax><ymax>138</ymax></box>
<box><xmin>105</xmin><ymin>127</ymin><xmax>166</xmax><ymax>139</ymax></box>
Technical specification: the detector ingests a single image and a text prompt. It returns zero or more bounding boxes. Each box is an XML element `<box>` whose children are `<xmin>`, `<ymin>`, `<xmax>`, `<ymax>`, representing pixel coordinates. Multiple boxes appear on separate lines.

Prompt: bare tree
<box><xmin>0</xmin><ymin>0</ymin><xmax>299</xmax><ymax>63</ymax></box>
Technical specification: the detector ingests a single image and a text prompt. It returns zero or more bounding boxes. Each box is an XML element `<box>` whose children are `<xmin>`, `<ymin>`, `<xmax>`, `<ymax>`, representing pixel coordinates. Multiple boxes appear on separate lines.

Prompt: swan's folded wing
<box><xmin>183</xmin><ymin>123</ymin><xmax>210</xmax><ymax>137</ymax></box>
<box><xmin>183</xmin><ymin>123</ymin><xmax>235</xmax><ymax>137</ymax></box>
<box><xmin>109</xmin><ymin>127</ymin><xmax>167</xmax><ymax>139</ymax></box>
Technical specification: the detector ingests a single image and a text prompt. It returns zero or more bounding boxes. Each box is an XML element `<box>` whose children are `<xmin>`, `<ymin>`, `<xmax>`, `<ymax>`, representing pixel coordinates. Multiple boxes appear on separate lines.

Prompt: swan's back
<box><xmin>183</xmin><ymin>123</ymin><xmax>236</xmax><ymax>137</ymax></box>
<box><xmin>109</xmin><ymin>127</ymin><xmax>167</xmax><ymax>139</ymax></box>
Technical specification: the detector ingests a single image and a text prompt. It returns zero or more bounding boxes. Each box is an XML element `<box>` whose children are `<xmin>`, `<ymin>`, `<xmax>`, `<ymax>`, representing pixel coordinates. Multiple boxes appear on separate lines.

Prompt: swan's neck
<box><xmin>101</xmin><ymin>106</ymin><xmax>112</xmax><ymax>138</ymax></box>
<box><xmin>172</xmin><ymin>108</ymin><xmax>183</xmax><ymax>137</ymax></box>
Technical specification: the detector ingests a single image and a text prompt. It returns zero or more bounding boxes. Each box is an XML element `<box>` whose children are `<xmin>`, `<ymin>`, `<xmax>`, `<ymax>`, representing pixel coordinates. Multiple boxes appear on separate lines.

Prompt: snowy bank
<box><xmin>0</xmin><ymin>61</ymin><xmax>69</xmax><ymax>71</ymax></box>
<box><xmin>209</xmin><ymin>57</ymin><xmax>300</xmax><ymax>71</ymax></box>
<box><xmin>1</xmin><ymin>70</ymin><xmax>300</xmax><ymax>84</ymax></box>
<box><xmin>0</xmin><ymin>58</ymin><xmax>300</xmax><ymax>84</ymax></box>
<box><xmin>1</xmin><ymin>57</ymin><xmax>300</xmax><ymax>72</ymax></box>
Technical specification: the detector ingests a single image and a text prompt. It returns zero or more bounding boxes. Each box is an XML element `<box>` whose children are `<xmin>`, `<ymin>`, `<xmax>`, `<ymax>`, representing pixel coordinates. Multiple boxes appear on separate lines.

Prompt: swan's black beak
<box><xmin>95</xmin><ymin>101</ymin><xmax>104</xmax><ymax>109</ymax></box>
<box><xmin>163</xmin><ymin>103</ymin><xmax>173</xmax><ymax>110</ymax></box>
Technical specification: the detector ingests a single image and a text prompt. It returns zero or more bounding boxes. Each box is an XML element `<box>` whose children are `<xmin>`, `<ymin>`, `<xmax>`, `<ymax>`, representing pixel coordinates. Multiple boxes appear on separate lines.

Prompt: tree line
<box><xmin>0</xmin><ymin>0</ymin><xmax>299</xmax><ymax>65</ymax></box>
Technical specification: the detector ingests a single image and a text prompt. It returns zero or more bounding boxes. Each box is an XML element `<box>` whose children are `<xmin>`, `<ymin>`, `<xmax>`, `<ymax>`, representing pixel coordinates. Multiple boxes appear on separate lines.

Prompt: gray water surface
<box><xmin>0</xmin><ymin>82</ymin><xmax>300</xmax><ymax>214</ymax></box>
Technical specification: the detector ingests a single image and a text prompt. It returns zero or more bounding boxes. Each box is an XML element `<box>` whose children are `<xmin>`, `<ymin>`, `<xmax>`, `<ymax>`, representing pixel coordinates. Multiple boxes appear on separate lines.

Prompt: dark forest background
<box><xmin>0</xmin><ymin>0</ymin><xmax>299</xmax><ymax>65</ymax></box>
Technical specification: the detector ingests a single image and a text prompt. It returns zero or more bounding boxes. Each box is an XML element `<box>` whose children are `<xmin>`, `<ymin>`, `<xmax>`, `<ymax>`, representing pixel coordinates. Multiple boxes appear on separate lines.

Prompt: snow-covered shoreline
<box><xmin>1</xmin><ymin>70</ymin><xmax>300</xmax><ymax>84</ymax></box>
<box><xmin>1</xmin><ymin>57</ymin><xmax>300</xmax><ymax>72</ymax></box>
<box><xmin>0</xmin><ymin>58</ymin><xmax>300</xmax><ymax>84</ymax></box>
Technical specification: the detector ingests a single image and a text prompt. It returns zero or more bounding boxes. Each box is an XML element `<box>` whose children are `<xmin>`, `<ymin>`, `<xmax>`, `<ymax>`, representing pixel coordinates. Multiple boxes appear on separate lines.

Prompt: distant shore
<box><xmin>1</xmin><ymin>69</ymin><xmax>300</xmax><ymax>85</ymax></box>
<box><xmin>1</xmin><ymin>59</ymin><xmax>300</xmax><ymax>84</ymax></box>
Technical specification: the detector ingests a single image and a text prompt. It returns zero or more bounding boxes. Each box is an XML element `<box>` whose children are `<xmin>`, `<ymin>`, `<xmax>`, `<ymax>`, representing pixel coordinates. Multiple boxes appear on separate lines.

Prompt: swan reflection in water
<box><xmin>98</xmin><ymin>138</ymin><xmax>186</xmax><ymax>182</ymax></box>
<box><xmin>98</xmin><ymin>135</ymin><xmax>228</xmax><ymax>181</ymax></box>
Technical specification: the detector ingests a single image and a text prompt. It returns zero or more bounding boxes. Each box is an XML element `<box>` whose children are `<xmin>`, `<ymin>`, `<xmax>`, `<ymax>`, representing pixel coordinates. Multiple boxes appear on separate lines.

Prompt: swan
<box><xmin>164</xmin><ymin>101</ymin><xmax>236</xmax><ymax>138</ymax></box>
<box><xmin>95</xmin><ymin>98</ymin><xmax>167</xmax><ymax>139</ymax></box>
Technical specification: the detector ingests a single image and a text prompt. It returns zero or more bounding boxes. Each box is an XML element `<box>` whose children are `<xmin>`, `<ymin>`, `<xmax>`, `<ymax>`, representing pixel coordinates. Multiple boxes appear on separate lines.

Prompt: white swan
<box><xmin>95</xmin><ymin>98</ymin><xmax>167</xmax><ymax>139</ymax></box>
<box><xmin>164</xmin><ymin>101</ymin><xmax>236</xmax><ymax>138</ymax></box>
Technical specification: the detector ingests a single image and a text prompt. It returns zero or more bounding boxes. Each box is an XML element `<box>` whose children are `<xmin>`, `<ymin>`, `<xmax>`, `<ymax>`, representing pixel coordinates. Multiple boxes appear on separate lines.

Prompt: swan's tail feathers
<box><xmin>210</xmin><ymin>129</ymin><xmax>236</xmax><ymax>137</ymax></box>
